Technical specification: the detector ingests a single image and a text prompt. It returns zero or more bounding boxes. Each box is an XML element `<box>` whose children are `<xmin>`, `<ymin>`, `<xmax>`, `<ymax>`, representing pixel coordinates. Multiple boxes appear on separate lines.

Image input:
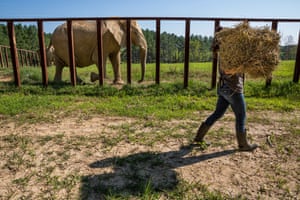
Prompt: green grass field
<box><xmin>0</xmin><ymin>60</ymin><xmax>299</xmax><ymax>119</ymax></box>
<box><xmin>0</xmin><ymin>61</ymin><xmax>299</xmax><ymax>199</ymax></box>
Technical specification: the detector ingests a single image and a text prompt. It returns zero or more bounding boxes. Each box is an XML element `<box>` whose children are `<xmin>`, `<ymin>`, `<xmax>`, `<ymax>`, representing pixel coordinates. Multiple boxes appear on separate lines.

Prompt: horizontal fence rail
<box><xmin>0</xmin><ymin>17</ymin><xmax>299</xmax><ymax>87</ymax></box>
<box><xmin>0</xmin><ymin>45</ymin><xmax>40</xmax><ymax>68</ymax></box>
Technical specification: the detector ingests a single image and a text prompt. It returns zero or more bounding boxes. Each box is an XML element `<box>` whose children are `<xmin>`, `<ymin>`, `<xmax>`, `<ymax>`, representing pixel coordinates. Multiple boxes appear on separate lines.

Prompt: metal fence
<box><xmin>0</xmin><ymin>45</ymin><xmax>40</xmax><ymax>68</ymax></box>
<box><xmin>1</xmin><ymin>17</ymin><xmax>300</xmax><ymax>88</ymax></box>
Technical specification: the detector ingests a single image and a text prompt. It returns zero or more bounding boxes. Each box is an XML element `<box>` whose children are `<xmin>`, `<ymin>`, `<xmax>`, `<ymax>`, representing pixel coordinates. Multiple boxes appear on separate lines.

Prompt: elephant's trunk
<box><xmin>139</xmin><ymin>46</ymin><xmax>147</xmax><ymax>83</ymax></box>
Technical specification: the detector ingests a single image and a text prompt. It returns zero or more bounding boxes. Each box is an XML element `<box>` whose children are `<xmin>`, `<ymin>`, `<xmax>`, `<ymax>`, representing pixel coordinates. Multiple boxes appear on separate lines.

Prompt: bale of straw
<box><xmin>215</xmin><ymin>22</ymin><xmax>280</xmax><ymax>78</ymax></box>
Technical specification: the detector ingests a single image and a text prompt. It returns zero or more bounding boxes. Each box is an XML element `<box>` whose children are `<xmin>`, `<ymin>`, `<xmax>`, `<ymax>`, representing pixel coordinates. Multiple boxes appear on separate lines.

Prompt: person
<box><xmin>194</xmin><ymin>33</ymin><xmax>258</xmax><ymax>152</ymax></box>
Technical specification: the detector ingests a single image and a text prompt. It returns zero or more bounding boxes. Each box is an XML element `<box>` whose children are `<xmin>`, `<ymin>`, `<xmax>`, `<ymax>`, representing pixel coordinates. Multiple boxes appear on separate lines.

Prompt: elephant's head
<box><xmin>46</xmin><ymin>45</ymin><xmax>55</xmax><ymax>66</ymax></box>
<box><xmin>106</xmin><ymin>20</ymin><xmax>147</xmax><ymax>83</ymax></box>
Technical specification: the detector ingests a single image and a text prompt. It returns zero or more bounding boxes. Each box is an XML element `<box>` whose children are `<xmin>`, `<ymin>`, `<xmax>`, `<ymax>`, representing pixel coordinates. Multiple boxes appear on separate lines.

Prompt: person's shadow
<box><xmin>80</xmin><ymin>145</ymin><xmax>236</xmax><ymax>199</ymax></box>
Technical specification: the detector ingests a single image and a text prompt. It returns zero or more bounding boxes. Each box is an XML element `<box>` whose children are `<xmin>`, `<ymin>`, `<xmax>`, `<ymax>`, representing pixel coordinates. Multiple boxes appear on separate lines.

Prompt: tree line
<box><xmin>0</xmin><ymin>24</ymin><xmax>297</xmax><ymax>63</ymax></box>
<box><xmin>131</xmin><ymin>29</ymin><xmax>214</xmax><ymax>63</ymax></box>
<box><xmin>0</xmin><ymin>24</ymin><xmax>52</xmax><ymax>51</ymax></box>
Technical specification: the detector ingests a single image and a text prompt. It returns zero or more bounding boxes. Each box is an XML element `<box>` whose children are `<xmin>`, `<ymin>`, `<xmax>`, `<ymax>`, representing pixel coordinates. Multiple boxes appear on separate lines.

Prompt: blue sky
<box><xmin>1</xmin><ymin>0</ymin><xmax>300</xmax><ymax>44</ymax></box>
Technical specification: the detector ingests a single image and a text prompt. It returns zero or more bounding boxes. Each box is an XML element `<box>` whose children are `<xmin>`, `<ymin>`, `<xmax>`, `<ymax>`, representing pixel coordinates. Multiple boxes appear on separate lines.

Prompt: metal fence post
<box><xmin>19</xmin><ymin>50</ymin><xmax>24</xmax><ymax>67</ymax></box>
<box><xmin>38</xmin><ymin>20</ymin><xmax>48</xmax><ymax>87</ymax></box>
<box><xmin>0</xmin><ymin>46</ymin><xmax>4</xmax><ymax>68</ymax></box>
<box><xmin>97</xmin><ymin>19</ymin><xmax>104</xmax><ymax>86</ymax></box>
<box><xmin>293</xmin><ymin>30</ymin><xmax>300</xmax><ymax>83</ymax></box>
<box><xmin>211</xmin><ymin>20</ymin><xmax>220</xmax><ymax>89</ymax></box>
<box><xmin>4</xmin><ymin>47</ymin><xmax>9</xmax><ymax>68</ymax></box>
<box><xmin>184</xmin><ymin>19</ymin><xmax>190</xmax><ymax>88</ymax></box>
<box><xmin>7</xmin><ymin>21</ymin><xmax>21</xmax><ymax>87</ymax></box>
<box><xmin>265</xmin><ymin>21</ymin><xmax>278</xmax><ymax>87</ymax></box>
<box><xmin>67</xmin><ymin>20</ymin><xmax>76</xmax><ymax>86</ymax></box>
<box><xmin>156</xmin><ymin>19</ymin><xmax>161</xmax><ymax>85</ymax></box>
<box><xmin>126</xmin><ymin>19</ymin><xmax>132</xmax><ymax>84</ymax></box>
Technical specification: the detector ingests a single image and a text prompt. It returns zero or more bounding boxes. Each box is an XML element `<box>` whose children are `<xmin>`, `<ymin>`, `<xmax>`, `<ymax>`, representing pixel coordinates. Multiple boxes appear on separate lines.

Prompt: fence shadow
<box><xmin>80</xmin><ymin>145</ymin><xmax>236</xmax><ymax>199</ymax></box>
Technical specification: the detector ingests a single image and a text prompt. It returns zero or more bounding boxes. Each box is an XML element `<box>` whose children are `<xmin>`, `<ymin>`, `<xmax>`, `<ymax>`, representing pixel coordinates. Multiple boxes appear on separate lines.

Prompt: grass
<box><xmin>0</xmin><ymin>61</ymin><xmax>299</xmax><ymax>199</ymax></box>
<box><xmin>0</xmin><ymin>61</ymin><xmax>299</xmax><ymax>121</ymax></box>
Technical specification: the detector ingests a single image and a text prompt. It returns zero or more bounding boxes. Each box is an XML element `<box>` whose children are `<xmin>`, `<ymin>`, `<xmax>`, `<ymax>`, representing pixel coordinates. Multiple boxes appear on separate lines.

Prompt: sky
<box><xmin>1</xmin><ymin>0</ymin><xmax>300</xmax><ymax>44</ymax></box>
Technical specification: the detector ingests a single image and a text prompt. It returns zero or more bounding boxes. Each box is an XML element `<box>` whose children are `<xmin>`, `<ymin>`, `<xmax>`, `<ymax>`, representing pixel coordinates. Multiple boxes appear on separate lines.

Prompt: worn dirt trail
<box><xmin>0</xmin><ymin>111</ymin><xmax>299</xmax><ymax>199</ymax></box>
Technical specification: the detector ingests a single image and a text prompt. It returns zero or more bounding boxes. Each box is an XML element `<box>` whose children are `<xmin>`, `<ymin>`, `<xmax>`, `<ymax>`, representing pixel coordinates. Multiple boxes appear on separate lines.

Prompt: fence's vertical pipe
<box><xmin>7</xmin><ymin>21</ymin><xmax>21</xmax><ymax>87</ymax></box>
<box><xmin>126</xmin><ymin>19</ymin><xmax>132</xmax><ymax>84</ymax></box>
<box><xmin>23</xmin><ymin>51</ymin><xmax>26</xmax><ymax>66</ymax></box>
<box><xmin>265</xmin><ymin>21</ymin><xmax>278</xmax><ymax>87</ymax></box>
<box><xmin>35</xmin><ymin>52</ymin><xmax>39</xmax><ymax>66</ymax></box>
<box><xmin>38</xmin><ymin>20</ymin><xmax>48</xmax><ymax>86</ymax></box>
<box><xmin>19</xmin><ymin>50</ymin><xmax>24</xmax><ymax>67</ymax></box>
<box><xmin>31</xmin><ymin>51</ymin><xmax>35</xmax><ymax>66</ymax></box>
<box><xmin>211</xmin><ymin>20</ymin><xmax>220</xmax><ymax>89</ymax></box>
<box><xmin>0</xmin><ymin>46</ymin><xmax>4</xmax><ymax>68</ymax></box>
<box><xmin>67</xmin><ymin>20</ymin><xmax>76</xmax><ymax>86</ymax></box>
<box><xmin>96</xmin><ymin>19</ymin><xmax>104</xmax><ymax>86</ymax></box>
<box><xmin>4</xmin><ymin>47</ymin><xmax>9</xmax><ymax>68</ymax></box>
<box><xmin>184</xmin><ymin>19</ymin><xmax>191</xmax><ymax>88</ymax></box>
<box><xmin>29</xmin><ymin>52</ymin><xmax>34</xmax><ymax>66</ymax></box>
<box><xmin>27</xmin><ymin>51</ymin><xmax>30</xmax><ymax>66</ymax></box>
<box><xmin>29</xmin><ymin>51</ymin><xmax>33</xmax><ymax>66</ymax></box>
<box><xmin>24</xmin><ymin>51</ymin><xmax>28</xmax><ymax>66</ymax></box>
<box><xmin>156</xmin><ymin>19</ymin><xmax>161</xmax><ymax>85</ymax></box>
<box><xmin>293</xmin><ymin>30</ymin><xmax>300</xmax><ymax>83</ymax></box>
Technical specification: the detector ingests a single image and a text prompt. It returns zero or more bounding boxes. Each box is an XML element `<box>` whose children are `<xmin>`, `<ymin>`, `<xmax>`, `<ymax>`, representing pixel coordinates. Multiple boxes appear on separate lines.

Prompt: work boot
<box><xmin>236</xmin><ymin>130</ymin><xmax>258</xmax><ymax>151</ymax></box>
<box><xmin>194</xmin><ymin>122</ymin><xmax>210</xmax><ymax>144</ymax></box>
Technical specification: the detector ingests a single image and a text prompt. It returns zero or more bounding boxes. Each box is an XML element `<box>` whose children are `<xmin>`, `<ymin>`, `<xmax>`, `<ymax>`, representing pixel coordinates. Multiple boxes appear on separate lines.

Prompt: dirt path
<box><xmin>0</xmin><ymin>111</ymin><xmax>299</xmax><ymax>199</ymax></box>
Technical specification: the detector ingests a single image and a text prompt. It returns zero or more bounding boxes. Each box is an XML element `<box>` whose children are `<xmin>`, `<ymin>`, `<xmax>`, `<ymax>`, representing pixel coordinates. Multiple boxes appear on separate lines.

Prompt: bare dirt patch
<box><xmin>0</xmin><ymin>111</ymin><xmax>299</xmax><ymax>199</ymax></box>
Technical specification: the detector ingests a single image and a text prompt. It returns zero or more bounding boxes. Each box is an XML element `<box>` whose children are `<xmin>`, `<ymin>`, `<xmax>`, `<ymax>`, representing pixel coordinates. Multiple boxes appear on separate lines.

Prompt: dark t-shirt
<box><xmin>219</xmin><ymin>69</ymin><xmax>244</xmax><ymax>93</ymax></box>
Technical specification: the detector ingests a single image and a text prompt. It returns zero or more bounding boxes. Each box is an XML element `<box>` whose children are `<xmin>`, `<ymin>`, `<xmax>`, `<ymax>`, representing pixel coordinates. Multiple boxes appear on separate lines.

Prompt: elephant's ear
<box><xmin>106</xmin><ymin>20</ymin><xmax>125</xmax><ymax>47</ymax></box>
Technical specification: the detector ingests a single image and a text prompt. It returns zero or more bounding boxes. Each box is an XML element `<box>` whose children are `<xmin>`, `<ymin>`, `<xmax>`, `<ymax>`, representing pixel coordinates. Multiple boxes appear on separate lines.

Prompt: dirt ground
<box><xmin>0</xmin><ymin>110</ymin><xmax>299</xmax><ymax>199</ymax></box>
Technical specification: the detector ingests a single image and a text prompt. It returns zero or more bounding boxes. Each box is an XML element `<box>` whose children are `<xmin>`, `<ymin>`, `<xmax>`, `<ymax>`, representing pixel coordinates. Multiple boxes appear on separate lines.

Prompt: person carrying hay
<box><xmin>194</xmin><ymin>25</ymin><xmax>258</xmax><ymax>151</ymax></box>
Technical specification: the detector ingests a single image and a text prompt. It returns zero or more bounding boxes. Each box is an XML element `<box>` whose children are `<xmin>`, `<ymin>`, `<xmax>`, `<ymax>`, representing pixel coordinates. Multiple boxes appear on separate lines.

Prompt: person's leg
<box><xmin>194</xmin><ymin>95</ymin><xmax>229</xmax><ymax>142</ymax></box>
<box><xmin>229</xmin><ymin>93</ymin><xmax>246</xmax><ymax>133</ymax></box>
<box><xmin>205</xmin><ymin>95</ymin><xmax>230</xmax><ymax>126</ymax></box>
<box><xmin>230</xmin><ymin>93</ymin><xmax>257</xmax><ymax>151</ymax></box>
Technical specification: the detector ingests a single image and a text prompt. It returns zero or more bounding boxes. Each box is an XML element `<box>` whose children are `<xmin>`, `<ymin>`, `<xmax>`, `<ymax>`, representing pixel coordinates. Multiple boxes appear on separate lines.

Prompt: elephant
<box><xmin>48</xmin><ymin>20</ymin><xmax>147</xmax><ymax>84</ymax></box>
<box><xmin>46</xmin><ymin>45</ymin><xmax>55</xmax><ymax>66</ymax></box>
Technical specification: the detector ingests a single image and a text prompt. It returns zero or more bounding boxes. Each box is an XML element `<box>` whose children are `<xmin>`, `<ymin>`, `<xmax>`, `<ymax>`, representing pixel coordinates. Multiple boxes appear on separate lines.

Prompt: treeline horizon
<box><xmin>0</xmin><ymin>24</ymin><xmax>297</xmax><ymax>63</ymax></box>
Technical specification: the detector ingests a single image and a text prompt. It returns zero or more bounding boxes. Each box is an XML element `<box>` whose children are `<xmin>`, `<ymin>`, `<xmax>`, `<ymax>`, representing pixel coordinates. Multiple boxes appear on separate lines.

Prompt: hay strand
<box><xmin>215</xmin><ymin>22</ymin><xmax>280</xmax><ymax>78</ymax></box>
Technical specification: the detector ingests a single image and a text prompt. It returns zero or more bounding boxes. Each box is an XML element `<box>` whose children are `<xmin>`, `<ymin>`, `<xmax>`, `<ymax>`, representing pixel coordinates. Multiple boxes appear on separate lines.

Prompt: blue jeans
<box><xmin>204</xmin><ymin>85</ymin><xmax>246</xmax><ymax>133</ymax></box>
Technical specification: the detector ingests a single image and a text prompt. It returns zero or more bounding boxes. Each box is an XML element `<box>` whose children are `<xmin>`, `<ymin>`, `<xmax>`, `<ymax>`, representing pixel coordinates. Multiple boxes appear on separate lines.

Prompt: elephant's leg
<box><xmin>76</xmin><ymin>71</ymin><xmax>84</xmax><ymax>85</ymax></box>
<box><xmin>90</xmin><ymin>53</ymin><xmax>108</xmax><ymax>82</ymax></box>
<box><xmin>109</xmin><ymin>52</ymin><xmax>124</xmax><ymax>84</ymax></box>
<box><xmin>53</xmin><ymin>58</ymin><xmax>65</xmax><ymax>82</ymax></box>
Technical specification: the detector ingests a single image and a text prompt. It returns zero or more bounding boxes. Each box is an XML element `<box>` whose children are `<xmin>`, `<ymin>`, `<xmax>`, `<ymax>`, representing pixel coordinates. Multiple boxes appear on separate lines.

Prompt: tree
<box><xmin>0</xmin><ymin>23</ymin><xmax>51</xmax><ymax>51</ymax></box>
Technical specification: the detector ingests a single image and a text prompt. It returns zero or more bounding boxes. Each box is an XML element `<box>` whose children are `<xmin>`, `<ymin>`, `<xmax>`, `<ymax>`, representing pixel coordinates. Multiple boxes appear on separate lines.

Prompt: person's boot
<box><xmin>236</xmin><ymin>130</ymin><xmax>258</xmax><ymax>151</ymax></box>
<box><xmin>194</xmin><ymin>122</ymin><xmax>210</xmax><ymax>144</ymax></box>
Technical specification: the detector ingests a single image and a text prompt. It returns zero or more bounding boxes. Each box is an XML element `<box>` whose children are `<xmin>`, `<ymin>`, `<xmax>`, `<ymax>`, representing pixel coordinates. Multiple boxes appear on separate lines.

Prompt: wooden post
<box><xmin>7</xmin><ymin>21</ymin><xmax>21</xmax><ymax>87</ymax></box>
<box><xmin>156</xmin><ymin>19</ymin><xmax>161</xmax><ymax>85</ymax></box>
<box><xmin>126</xmin><ymin>19</ymin><xmax>132</xmax><ymax>84</ymax></box>
<box><xmin>96</xmin><ymin>19</ymin><xmax>104</xmax><ymax>86</ymax></box>
<box><xmin>67</xmin><ymin>20</ymin><xmax>76</xmax><ymax>86</ymax></box>
<box><xmin>184</xmin><ymin>19</ymin><xmax>190</xmax><ymax>88</ymax></box>
<box><xmin>293</xmin><ymin>30</ymin><xmax>300</xmax><ymax>83</ymax></box>
<box><xmin>38</xmin><ymin>20</ymin><xmax>48</xmax><ymax>86</ymax></box>
<box><xmin>266</xmin><ymin>21</ymin><xmax>278</xmax><ymax>87</ymax></box>
<box><xmin>211</xmin><ymin>20</ymin><xmax>220</xmax><ymax>89</ymax></box>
